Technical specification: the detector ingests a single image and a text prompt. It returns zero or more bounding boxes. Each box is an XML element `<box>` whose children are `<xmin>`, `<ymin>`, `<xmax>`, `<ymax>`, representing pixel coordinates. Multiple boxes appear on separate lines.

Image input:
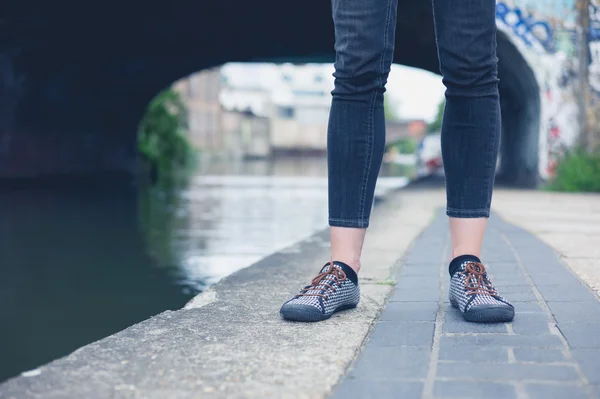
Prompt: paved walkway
<box><xmin>332</xmin><ymin>208</ymin><xmax>600</xmax><ymax>399</ymax></box>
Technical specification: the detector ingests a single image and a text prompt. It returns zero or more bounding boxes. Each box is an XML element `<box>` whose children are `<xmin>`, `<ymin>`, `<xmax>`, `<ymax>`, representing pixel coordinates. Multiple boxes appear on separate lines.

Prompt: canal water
<box><xmin>0</xmin><ymin>157</ymin><xmax>410</xmax><ymax>382</ymax></box>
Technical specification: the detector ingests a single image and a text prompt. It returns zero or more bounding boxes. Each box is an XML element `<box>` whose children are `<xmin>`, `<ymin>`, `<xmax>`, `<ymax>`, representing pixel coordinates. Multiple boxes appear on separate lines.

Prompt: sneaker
<box><xmin>280</xmin><ymin>261</ymin><xmax>360</xmax><ymax>322</ymax></box>
<box><xmin>449</xmin><ymin>259</ymin><xmax>515</xmax><ymax>322</ymax></box>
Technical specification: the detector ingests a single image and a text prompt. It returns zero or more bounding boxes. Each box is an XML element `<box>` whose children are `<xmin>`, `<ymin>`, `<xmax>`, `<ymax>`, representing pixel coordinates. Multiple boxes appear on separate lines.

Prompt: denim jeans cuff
<box><xmin>329</xmin><ymin>218</ymin><xmax>370</xmax><ymax>228</ymax></box>
<box><xmin>446</xmin><ymin>207</ymin><xmax>490</xmax><ymax>218</ymax></box>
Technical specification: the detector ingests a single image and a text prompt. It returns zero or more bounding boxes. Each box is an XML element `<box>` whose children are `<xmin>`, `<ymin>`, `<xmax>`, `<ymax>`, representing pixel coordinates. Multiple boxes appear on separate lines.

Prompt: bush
<box><xmin>547</xmin><ymin>149</ymin><xmax>600</xmax><ymax>192</ymax></box>
<box><xmin>387</xmin><ymin>138</ymin><xmax>418</xmax><ymax>154</ymax></box>
<box><xmin>138</xmin><ymin>89</ymin><xmax>196</xmax><ymax>178</ymax></box>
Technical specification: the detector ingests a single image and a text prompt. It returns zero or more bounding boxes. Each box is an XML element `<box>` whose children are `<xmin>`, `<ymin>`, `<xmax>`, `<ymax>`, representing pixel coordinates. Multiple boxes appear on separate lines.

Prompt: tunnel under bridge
<box><xmin>1</xmin><ymin>0</ymin><xmax>588</xmax><ymax>186</ymax></box>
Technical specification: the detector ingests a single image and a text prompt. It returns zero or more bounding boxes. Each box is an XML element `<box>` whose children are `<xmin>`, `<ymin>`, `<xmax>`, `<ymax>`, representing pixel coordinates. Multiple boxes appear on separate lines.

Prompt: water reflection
<box><xmin>0</xmin><ymin>156</ymin><xmax>409</xmax><ymax>382</ymax></box>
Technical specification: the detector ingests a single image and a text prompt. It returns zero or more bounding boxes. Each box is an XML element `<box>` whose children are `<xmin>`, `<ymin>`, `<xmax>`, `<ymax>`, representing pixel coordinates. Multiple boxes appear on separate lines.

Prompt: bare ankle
<box><xmin>330</xmin><ymin>226</ymin><xmax>366</xmax><ymax>274</ymax></box>
<box><xmin>451</xmin><ymin>250</ymin><xmax>481</xmax><ymax>260</ymax></box>
<box><xmin>333</xmin><ymin>259</ymin><xmax>361</xmax><ymax>274</ymax></box>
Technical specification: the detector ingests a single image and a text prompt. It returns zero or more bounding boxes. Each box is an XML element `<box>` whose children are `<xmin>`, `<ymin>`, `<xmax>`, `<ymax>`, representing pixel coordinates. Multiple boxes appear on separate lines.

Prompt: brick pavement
<box><xmin>332</xmin><ymin>209</ymin><xmax>600</xmax><ymax>399</ymax></box>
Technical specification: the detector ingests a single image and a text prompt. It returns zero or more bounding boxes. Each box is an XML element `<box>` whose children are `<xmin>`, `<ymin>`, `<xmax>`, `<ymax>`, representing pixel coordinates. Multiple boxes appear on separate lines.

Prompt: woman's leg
<box><xmin>280</xmin><ymin>0</ymin><xmax>398</xmax><ymax>322</ymax></box>
<box><xmin>433</xmin><ymin>0</ymin><xmax>514</xmax><ymax>322</ymax></box>
<box><xmin>327</xmin><ymin>0</ymin><xmax>398</xmax><ymax>273</ymax></box>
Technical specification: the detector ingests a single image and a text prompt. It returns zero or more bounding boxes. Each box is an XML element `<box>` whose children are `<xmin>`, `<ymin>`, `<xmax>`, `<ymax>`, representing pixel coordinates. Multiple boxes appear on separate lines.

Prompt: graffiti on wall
<box><xmin>496</xmin><ymin>2</ymin><xmax>556</xmax><ymax>53</ymax></box>
<box><xmin>590</xmin><ymin>1</ymin><xmax>600</xmax><ymax>94</ymax></box>
<box><xmin>495</xmin><ymin>0</ymin><xmax>584</xmax><ymax>178</ymax></box>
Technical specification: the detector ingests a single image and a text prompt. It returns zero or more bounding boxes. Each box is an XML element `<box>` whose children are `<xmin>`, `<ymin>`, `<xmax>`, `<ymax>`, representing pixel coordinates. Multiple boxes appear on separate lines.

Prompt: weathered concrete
<box><xmin>332</xmin><ymin>206</ymin><xmax>600</xmax><ymax>399</ymax></box>
<box><xmin>0</xmin><ymin>188</ymin><xmax>445</xmax><ymax>399</ymax></box>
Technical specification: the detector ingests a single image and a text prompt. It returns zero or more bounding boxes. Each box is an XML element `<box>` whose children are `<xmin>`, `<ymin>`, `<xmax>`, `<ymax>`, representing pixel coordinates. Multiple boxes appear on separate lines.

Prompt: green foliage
<box><xmin>138</xmin><ymin>89</ymin><xmax>196</xmax><ymax>177</ymax></box>
<box><xmin>427</xmin><ymin>98</ymin><xmax>445</xmax><ymax>133</ymax></box>
<box><xmin>387</xmin><ymin>137</ymin><xmax>418</xmax><ymax>154</ymax></box>
<box><xmin>547</xmin><ymin>149</ymin><xmax>600</xmax><ymax>192</ymax></box>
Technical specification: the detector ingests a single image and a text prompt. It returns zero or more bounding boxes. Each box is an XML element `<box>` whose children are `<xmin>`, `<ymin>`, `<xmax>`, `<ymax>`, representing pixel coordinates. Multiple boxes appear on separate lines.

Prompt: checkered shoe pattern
<box><xmin>280</xmin><ymin>261</ymin><xmax>360</xmax><ymax>322</ymax></box>
<box><xmin>449</xmin><ymin>261</ymin><xmax>515</xmax><ymax>323</ymax></box>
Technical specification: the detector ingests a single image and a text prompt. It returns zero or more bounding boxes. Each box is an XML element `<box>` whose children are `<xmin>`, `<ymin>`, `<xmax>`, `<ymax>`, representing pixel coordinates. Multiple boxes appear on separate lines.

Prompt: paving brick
<box><xmin>442</xmin><ymin>319</ymin><xmax>508</xmax><ymax>334</ymax></box>
<box><xmin>537</xmin><ymin>284</ymin><xmax>599</xmax><ymax>302</ymax></box>
<box><xmin>514</xmin><ymin>302</ymin><xmax>545</xmax><ymax>313</ymax></box>
<box><xmin>515</xmin><ymin>251</ymin><xmax>564</xmax><ymax>264</ymax></box>
<box><xmin>380</xmin><ymin>302</ymin><xmax>439</xmax><ymax>322</ymax></box>
<box><xmin>332</xmin><ymin>380</ymin><xmax>422</xmax><ymax>399</ymax></box>
<box><xmin>513</xmin><ymin>348</ymin><xmax>566</xmax><ymax>363</ymax></box>
<box><xmin>503</xmin><ymin>291</ymin><xmax>538</xmax><ymax>302</ymax></box>
<box><xmin>367</xmin><ymin>322</ymin><xmax>434</xmax><ymax>347</ymax></box>
<box><xmin>395</xmin><ymin>276</ymin><xmax>441</xmax><ymax>290</ymax></box>
<box><xmin>348</xmin><ymin>346</ymin><xmax>431</xmax><ymax>380</ymax></box>
<box><xmin>433</xmin><ymin>381</ymin><xmax>517</xmax><ymax>399</ymax></box>
<box><xmin>436</xmin><ymin>362</ymin><xmax>579</xmax><ymax>381</ymax></box>
<box><xmin>396</xmin><ymin>267</ymin><xmax>441</xmax><ymax>276</ymax></box>
<box><xmin>511</xmin><ymin>313</ymin><xmax>554</xmax><ymax>335</ymax></box>
<box><xmin>443</xmin><ymin>306</ymin><xmax>464</xmax><ymax>322</ymax></box>
<box><xmin>547</xmin><ymin>302</ymin><xmax>600</xmax><ymax>324</ymax></box>
<box><xmin>389</xmin><ymin>287</ymin><xmax>440</xmax><ymax>302</ymax></box>
<box><xmin>438</xmin><ymin>345</ymin><xmax>508</xmax><ymax>363</ymax></box>
<box><xmin>558</xmin><ymin>323</ymin><xmax>600</xmax><ymax>348</ymax></box>
<box><xmin>524</xmin><ymin>383</ymin><xmax>589</xmax><ymax>399</ymax></box>
<box><xmin>403</xmin><ymin>246</ymin><xmax>445</xmax><ymax>265</ymax></box>
<box><xmin>439</xmin><ymin>334</ymin><xmax>563</xmax><ymax>348</ymax></box>
<box><xmin>485</xmin><ymin>265</ymin><xmax>523</xmax><ymax>275</ymax></box>
<box><xmin>530</xmin><ymin>272</ymin><xmax>580</xmax><ymax>286</ymax></box>
<box><xmin>570</xmin><ymin>349</ymin><xmax>600</xmax><ymax>384</ymax></box>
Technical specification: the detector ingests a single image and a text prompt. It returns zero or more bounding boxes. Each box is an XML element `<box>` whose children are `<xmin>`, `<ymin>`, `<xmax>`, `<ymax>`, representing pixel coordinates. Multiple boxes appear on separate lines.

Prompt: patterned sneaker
<box><xmin>449</xmin><ymin>258</ymin><xmax>514</xmax><ymax>323</ymax></box>
<box><xmin>280</xmin><ymin>261</ymin><xmax>360</xmax><ymax>322</ymax></box>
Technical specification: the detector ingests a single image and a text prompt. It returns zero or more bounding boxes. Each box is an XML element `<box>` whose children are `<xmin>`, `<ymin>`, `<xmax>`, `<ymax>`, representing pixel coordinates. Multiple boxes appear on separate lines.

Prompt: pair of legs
<box><xmin>328</xmin><ymin>0</ymin><xmax>500</xmax><ymax>271</ymax></box>
<box><xmin>280</xmin><ymin>0</ymin><xmax>513</xmax><ymax>323</ymax></box>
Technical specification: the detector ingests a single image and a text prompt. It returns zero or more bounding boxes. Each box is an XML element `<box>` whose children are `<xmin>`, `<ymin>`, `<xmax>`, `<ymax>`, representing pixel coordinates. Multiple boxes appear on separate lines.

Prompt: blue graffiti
<box><xmin>591</xmin><ymin>3</ymin><xmax>600</xmax><ymax>42</ymax></box>
<box><xmin>496</xmin><ymin>2</ymin><xmax>555</xmax><ymax>53</ymax></box>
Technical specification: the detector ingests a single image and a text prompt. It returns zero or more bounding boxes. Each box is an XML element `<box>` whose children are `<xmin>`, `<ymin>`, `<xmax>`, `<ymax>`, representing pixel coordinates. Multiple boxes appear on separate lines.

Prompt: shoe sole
<box><xmin>451</xmin><ymin>298</ymin><xmax>514</xmax><ymax>323</ymax></box>
<box><xmin>280</xmin><ymin>303</ymin><xmax>357</xmax><ymax>322</ymax></box>
<box><xmin>450</xmin><ymin>301</ymin><xmax>514</xmax><ymax>323</ymax></box>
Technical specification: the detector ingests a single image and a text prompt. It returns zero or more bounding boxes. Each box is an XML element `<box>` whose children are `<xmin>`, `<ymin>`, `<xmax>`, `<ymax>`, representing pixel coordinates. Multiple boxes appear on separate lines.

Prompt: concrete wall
<box><xmin>495</xmin><ymin>0</ymin><xmax>598</xmax><ymax>179</ymax></box>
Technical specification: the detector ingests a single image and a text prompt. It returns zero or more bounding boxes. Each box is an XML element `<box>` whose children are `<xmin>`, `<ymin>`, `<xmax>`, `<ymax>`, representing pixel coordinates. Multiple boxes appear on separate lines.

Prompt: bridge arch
<box><xmin>0</xmin><ymin>1</ymin><xmax>584</xmax><ymax>185</ymax></box>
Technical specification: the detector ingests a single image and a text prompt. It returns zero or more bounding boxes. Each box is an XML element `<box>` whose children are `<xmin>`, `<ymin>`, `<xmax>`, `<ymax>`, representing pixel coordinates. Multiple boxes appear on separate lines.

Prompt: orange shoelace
<box><xmin>296</xmin><ymin>262</ymin><xmax>347</xmax><ymax>300</ymax></box>
<box><xmin>461</xmin><ymin>262</ymin><xmax>498</xmax><ymax>296</ymax></box>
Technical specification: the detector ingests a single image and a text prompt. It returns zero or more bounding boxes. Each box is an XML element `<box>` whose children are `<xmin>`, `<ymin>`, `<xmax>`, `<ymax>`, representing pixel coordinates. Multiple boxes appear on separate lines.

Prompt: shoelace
<box><xmin>461</xmin><ymin>262</ymin><xmax>498</xmax><ymax>296</ymax></box>
<box><xmin>296</xmin><ymin>262</ymin><xmax>347</xmax><ymax>300</ymax></box>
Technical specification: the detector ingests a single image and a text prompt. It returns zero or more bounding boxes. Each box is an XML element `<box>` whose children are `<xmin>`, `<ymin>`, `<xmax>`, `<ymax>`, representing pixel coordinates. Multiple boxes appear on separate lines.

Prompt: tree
<box><xmin>138</xmin><ymin>88</ymin><xmax>195</xmax><ymax>178</ymax></box>
<box><xmin>427</xmin><ymin>98</ymin><xmax>446</xmax><ymax>133</ymax></box>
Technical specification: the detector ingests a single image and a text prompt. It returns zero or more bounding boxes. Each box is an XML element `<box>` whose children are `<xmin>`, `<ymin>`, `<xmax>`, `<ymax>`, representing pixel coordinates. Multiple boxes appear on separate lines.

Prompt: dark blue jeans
<box><xmin>328</xmin><ymin>0</ymin><xmax>500</xmax><ymax>228</ymax></box>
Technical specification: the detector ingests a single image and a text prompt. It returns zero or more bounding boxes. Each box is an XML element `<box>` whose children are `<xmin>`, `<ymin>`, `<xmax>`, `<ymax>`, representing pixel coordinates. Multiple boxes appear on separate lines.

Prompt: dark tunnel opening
<box><xmin>1</xmin><ymin>1</ymin><xmax>544</xmax><ymax>186</ymax></box>
<box><xmin>496</xmin><ymin>31</ymin><xmax>541</xmax><ymax>187</ymax></box>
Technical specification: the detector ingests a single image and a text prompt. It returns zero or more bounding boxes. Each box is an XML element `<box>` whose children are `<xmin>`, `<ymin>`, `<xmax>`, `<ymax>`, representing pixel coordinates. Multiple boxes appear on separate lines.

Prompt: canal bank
<box><xmin>0</xmin><ymin>183</ymin><xmax>445</xmax><ymax>398</ymax></box>
<box><xmin>0</xmin><ymin>156</ymin><xmax>410</xmax><ymax>383</ymax></box>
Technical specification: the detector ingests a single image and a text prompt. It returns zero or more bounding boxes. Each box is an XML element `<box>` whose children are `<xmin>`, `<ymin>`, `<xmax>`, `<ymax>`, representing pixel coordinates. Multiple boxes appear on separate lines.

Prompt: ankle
<box><xmin>332</xmin><ymin>258</ymin><xmax>361</xmax><ymax>274</ymax></box>
<box><xmin>451</xmin><ymin>249</ymin><xmax>481</xmax><ymax>261</ymax></box>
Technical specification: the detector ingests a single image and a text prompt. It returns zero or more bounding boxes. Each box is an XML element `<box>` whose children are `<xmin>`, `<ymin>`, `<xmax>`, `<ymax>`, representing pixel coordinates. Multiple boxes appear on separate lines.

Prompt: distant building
<box><xmin>176</xmin><ymin>63</ymin><xmax>428</xmax><ymax>159</ymax></box>
<box><xmin>173</xmin><ymin>68</ymin><xmax>223</xmax><ymax>152</ymax></box>
<box><xmin>269</xmin><ymin>63</ymin><xmax>333</xmax><ymax>154</ymax></box>
<box><xmin>220</xmin><ymin>63</ymin><xmax>334</xmax><ymax>155</ymax></box>
<box><xmin>386</xmin><ymin>119</ymin><xmax>427</xmax><ymax>143</ymax></box>
<box><xmin>219</xmin><ymin>64</ymin><xmax>276</xmax><ymax>158</ymax></box>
